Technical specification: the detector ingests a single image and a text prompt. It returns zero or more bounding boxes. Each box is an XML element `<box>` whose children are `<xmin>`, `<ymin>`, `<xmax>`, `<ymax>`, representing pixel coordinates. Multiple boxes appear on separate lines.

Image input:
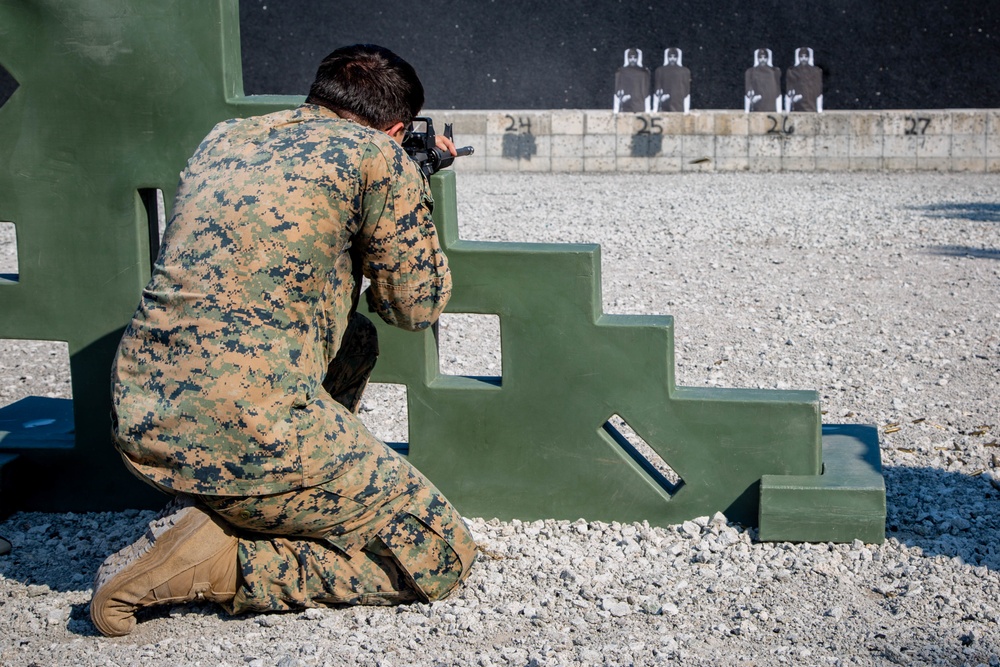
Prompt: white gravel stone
<box><xmin>680</xmin><ymin>521</ymin><xmax>701</xmax><ymax>538</ymax></box>
<box><xmin>2</xmin><ymin>172</ymin><xmax>1000</xmax><ymax>666</ymax></box>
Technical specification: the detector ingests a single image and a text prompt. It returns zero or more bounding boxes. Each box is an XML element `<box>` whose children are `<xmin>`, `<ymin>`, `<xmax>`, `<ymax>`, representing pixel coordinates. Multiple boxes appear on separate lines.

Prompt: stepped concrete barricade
<box><xmin>0</xmin><ymin>0</ymin><xmax>885</xmax><ymax>542</ymax></box>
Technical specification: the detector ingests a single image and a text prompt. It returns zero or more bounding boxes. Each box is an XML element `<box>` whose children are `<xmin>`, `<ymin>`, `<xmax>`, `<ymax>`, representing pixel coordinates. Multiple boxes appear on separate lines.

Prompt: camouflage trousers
<box><xmin>195</xmin><ymin>313</ymin><xmax>477</xmax><ymax>613</ymax></box>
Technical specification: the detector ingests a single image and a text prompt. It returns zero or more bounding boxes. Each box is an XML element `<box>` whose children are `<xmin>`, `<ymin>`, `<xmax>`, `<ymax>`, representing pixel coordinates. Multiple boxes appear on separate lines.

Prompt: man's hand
<box><xmin>434</xmin><ymin>134</ymin><xmax>457</xmax><ymax>157</ymax></box>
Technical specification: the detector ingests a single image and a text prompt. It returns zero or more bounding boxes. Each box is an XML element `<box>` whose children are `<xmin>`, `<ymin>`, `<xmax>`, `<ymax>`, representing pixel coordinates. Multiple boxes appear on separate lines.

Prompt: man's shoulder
<box><xmin>288</xmin><ymin>105</ymin><xmax>406</xmax><ymax>157</ymax></box>
<box><xmin>213</xmin><ymin>105</ymin><xmax>382</xmax><ymax>141</ymax></box>
<box><xmin>199</xmin><ymin>105</ymin><xmax>415</xmax><ymax>179</ymax></box>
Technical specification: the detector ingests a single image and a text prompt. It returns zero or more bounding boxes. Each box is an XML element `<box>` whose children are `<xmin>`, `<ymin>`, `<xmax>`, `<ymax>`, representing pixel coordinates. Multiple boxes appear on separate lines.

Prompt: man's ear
<box><xmin>385</xmin><ymin>121</ymin><xmax>406</xmax><ymax>142</ymax></box>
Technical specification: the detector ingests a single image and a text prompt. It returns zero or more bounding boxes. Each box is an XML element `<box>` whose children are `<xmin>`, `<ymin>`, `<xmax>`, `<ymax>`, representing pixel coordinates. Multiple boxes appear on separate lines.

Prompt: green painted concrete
<box><xmin>0</xmin><ymin>0</ymin><xmax>884</xmax><ymax>541</ymax></box>
<box><xmin>759</xmin><ymin>425</ymin><xmax>886</xmax><ymax>544</ymax></box>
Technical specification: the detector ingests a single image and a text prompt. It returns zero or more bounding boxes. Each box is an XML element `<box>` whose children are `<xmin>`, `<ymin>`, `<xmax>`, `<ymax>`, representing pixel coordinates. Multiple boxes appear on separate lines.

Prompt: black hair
<box><xmin>305</xmin><ymin>44</ymin><xmax>424</xmax><ymax>130</ymax></box>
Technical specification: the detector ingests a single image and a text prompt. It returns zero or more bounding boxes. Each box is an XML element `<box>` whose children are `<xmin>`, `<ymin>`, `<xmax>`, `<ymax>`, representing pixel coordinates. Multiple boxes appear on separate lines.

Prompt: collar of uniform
<box><xmin>298</xmin><ymin>103</ymin><xmax>343</xmax><ymax>120</ymax></box>
<box><xmin>298</xmin><ymin>103</ymin><xmax>373</xmax><ymax>130</ymax></box>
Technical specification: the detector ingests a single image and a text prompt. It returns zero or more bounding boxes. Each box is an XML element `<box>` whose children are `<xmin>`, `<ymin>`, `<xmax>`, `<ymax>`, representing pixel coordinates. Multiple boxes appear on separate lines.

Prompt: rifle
<box><xmin>402</xmin><ymin>117</ymin><xmax>474</xmax><ymax>176</ymax></box>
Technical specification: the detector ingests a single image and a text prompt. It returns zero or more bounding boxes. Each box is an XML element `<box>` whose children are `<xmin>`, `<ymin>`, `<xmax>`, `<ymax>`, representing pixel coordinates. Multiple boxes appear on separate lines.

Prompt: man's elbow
<box><xmin>379</xmin><ymin>306</ymin><xmax>445</xmax><ymax>332</ymax></box>
<box><xmin>395</xmin><ymin>318</ymin><xmax>434</xmax><ymax>333</ymax></box>
<box><xmin>366</xmin><ymin>283</ymin><xmax>450</xmax><ymax>332</ymax></box>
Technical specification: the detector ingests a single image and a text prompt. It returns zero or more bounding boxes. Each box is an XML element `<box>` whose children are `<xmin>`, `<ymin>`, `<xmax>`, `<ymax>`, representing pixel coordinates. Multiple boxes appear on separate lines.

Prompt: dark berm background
<box><xmin>236</xmin><ymin>0</ymin><xmax>999</xmax><ymax>110</ymax></box>
<box><xmin>0</xmin><ymin>1</ymin><xmax>998</xmax><ymax>110</ymax></box>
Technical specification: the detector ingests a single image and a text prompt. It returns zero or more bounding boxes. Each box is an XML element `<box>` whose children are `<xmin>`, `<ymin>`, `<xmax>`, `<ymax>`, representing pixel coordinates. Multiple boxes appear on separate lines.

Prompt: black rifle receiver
<box><xmin>402</xmin><ymin>117</ymin><xmax>474</xmax><ymax>176</ymax></box>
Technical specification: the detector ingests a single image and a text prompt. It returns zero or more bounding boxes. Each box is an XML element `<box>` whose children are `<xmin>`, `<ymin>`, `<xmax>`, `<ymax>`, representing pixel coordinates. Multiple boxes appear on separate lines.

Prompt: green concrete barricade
<box><xmin>0</xmin><ymin>0</ymin><xmax>885</xmax><ymax>542</ymax></box>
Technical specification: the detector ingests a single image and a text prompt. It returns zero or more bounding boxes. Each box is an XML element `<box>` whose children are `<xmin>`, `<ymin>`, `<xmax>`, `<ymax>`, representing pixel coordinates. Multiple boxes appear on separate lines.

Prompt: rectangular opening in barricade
<box><xmin>437</xmin><ymin>313</ymin><xmax>502</xmax><ymax>385</ymax></box>
<box><xmin>603</xmin><ymin>413</ymin><xmax>683</xmax><ymax>496</ymax></box>
<box><xmin>358</xmin><ymin>382</ymin><xmax>409</xmax><ymax>456</ymax></box>
<box><xmin>0</xmin><ymin>222</ymin><xmax>18</xmax><ymax>284</ymax></box>
<box><xmin>0</xmin><ymin>339</ymin><xmax>74</xmax><ymax>450</ymax></box>
<box><xmin>0</xmin><ymin>63</ymin><xmax>17</xmax><ymax>109</ymax></box>
<box><xmin>137</xmin><ymin>188</ymin><xmax>166</xmax><ymax>268</ymax></box>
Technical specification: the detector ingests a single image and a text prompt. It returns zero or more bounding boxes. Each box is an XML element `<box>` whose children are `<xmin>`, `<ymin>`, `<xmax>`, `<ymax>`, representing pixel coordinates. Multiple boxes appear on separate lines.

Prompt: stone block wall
<box><xmin>424</xmin><ymin>109</ymin><xmax>1000</xmax><ymax>173</ymax></box>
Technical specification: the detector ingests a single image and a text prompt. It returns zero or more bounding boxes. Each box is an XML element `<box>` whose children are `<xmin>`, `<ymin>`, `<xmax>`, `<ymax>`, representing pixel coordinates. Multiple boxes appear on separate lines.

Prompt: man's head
<box><xmin>797</xmin><ymin>47</ymin><xmax>811</xmax><ymax>65</ymax></box>
<box><xmin>306</xmin><ymin>44</ymin><xmax>424</xmax><ymax>136</ymax></box>
<box><xmin>756</xmin><ymin>48</ymin><xmax>769</xmax><ymax>66</ymax></box>
<box><xmin>666</xmin><ymin>48</ymin><xmax>680</xmax><ymax>65</ymax></box>
<box><xmin>626</xmin><ymin>48</ymin><xmax>640</xmax><ymax>66</ymax></box>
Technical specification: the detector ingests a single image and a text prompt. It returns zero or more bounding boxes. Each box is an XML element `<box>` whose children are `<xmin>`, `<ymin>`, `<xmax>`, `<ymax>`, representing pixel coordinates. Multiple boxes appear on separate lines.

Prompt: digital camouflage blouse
<box><xmin>111</xmin><ymin>104</ymin><xmax>451</xmax><ymax>496</ymax></box>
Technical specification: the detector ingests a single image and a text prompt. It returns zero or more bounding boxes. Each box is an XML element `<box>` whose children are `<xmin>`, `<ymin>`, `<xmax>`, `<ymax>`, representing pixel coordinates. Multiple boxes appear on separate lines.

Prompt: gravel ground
<box><xmin>1</xmin><ymin>171</ymin><xmax>999</xmax><ymax>666</ymax></box>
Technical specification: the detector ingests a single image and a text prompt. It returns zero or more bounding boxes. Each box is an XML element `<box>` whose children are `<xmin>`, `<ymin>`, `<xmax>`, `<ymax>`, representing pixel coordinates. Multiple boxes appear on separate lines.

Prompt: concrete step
<box><xmin>758</xmin><ymin>424</ymin><xmax>886</xmax><ymax>544</ymax></box>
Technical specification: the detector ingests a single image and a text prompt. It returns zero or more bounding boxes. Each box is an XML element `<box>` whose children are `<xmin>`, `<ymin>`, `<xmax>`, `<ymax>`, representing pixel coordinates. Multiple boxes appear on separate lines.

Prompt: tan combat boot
<box><xmin>90</xmin><ymin>496</ymin><xmax>239</xmax><ymax>637</ymax></box>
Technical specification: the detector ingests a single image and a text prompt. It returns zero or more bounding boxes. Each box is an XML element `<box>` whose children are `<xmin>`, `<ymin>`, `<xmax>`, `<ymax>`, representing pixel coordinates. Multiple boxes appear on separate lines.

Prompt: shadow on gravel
<box><xmin>916</xmin><ymin>202</ymin><xmax>1000</xmax><ymax>223</ymax></box>
<box><xmin>2</xmin><ymin>464</ymin><xmax>999</xmax><ymax>621</ymax></box>
<box><xmin>67</xmin><ymin>602</ymin><xmax>100</xmax><ymax>637</ymax></box>
<box><xmin>60</xmin><ymin>600</ymin><xmax>235</xmax><ymax>639</ymax></box>
<box><xmin>0</xmin><ymin>509</ymin><xmax>157</xmax><ymax>595</ymax></box>
<box><xmin>884</xmin><ymin>464</ymin><xmax>1000</xmax><ymax>571</ymax></box>
<box><xmin>926</xmin><ymin>245</ymin><xmax>1000</xmax><ymax>260</ymax></box>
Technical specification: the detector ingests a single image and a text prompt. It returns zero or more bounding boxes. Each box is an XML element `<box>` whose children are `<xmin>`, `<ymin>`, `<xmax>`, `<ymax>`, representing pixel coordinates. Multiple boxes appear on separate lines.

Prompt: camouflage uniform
<box><xmin>110</xmin><ymin>104</ymin><xmax>476</xmax><ymax>611</ymax></box>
